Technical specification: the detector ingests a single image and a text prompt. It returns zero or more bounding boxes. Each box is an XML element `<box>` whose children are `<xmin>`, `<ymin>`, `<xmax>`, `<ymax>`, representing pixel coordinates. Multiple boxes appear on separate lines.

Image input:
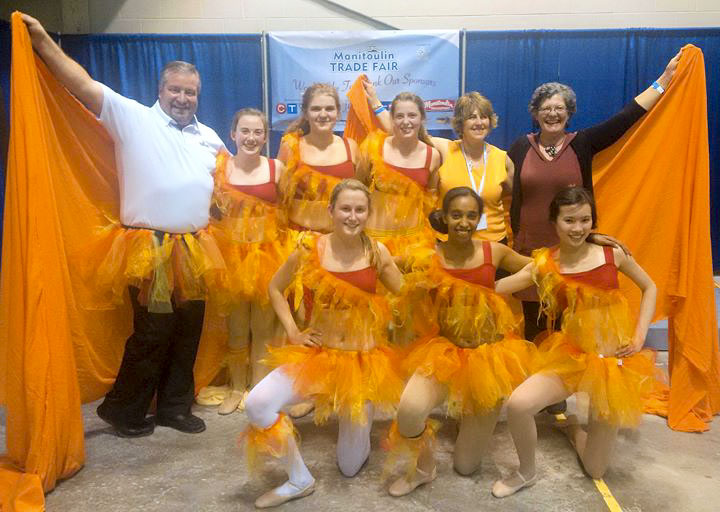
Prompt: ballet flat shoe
<box><xmin>492</xmin><ymin>471</ymin><xmax>537</xmax><ymax>498</ymax></box>
<box><xmin>288</xmin><ymin>402</ymin><xmax>315</xmax><ymax>419</ymax></box>
<box><xmin>218</xmin><ymin>390</ymin><xmax>246</xmax><ymax>415</ymax></box>
<box><xmin>254</xmin><ymin>481</ymin><xmax>315</xmax><ymax>508</ymax></box>
<box><xmin>388</xmin><ymin>466</ymin><xmax>437</xmax><ymax>497</ymax></box>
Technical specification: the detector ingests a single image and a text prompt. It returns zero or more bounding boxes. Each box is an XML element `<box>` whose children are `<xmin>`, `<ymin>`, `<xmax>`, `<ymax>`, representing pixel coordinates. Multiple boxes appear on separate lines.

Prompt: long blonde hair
<box><xmin>286</xmin><ymin>83</ymin><xmax>341</xmax><ymax>135</ymax></box>
<box><xmin>329</xmin><ymin>179</ymin><xmax>380</xmax><ymax>269</ymax></box>
<box><xmin>390</xmin><ymin>92</ymin><xmax>434</xmax><ymax>146</ymax></box>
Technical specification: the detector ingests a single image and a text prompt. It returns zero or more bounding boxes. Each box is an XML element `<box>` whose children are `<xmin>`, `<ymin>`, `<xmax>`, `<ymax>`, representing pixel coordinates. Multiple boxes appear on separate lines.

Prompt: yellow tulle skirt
<box><xmin>210</xmin><ymin>228</ymin><xmax>285</xmax><ymax>306</ymax></box>
<box><xmin>405</xmin><ymin>336</ymin><xmax>537</xmax><ymax>418</ymax></box>
<box><xmin>537</xmin><ymin>333</ymin><xmax>655</xmax><ymax>428</ymax></box>
<box><xmin>264</xmin><ymin>344</ymin><xmax>404</xmax><ymax>425</ymax></box>
<box><xmin>81</xmin><ymin>224</ymin><xmax>228</xmax><ymax>313</ymax></box>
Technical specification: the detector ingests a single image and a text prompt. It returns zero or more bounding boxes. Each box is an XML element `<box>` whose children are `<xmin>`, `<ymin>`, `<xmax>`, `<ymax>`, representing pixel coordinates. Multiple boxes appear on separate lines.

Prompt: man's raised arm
<box><xmin>22</xmin><ymin>13</ymin><xmax>104</xmax><ymax>116</ymax></box>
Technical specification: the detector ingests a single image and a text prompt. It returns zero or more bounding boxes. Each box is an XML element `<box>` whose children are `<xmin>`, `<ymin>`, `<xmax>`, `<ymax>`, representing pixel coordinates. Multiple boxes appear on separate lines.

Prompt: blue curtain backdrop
<box><xmin>466</xmin><ymin>28</ymin><xmax>720</xmax><ymax>267</ymax></box>
<box><xmin>0</xmin><ymin>22</ymin><xmax>718</xmax><ymax>266</ymax></box>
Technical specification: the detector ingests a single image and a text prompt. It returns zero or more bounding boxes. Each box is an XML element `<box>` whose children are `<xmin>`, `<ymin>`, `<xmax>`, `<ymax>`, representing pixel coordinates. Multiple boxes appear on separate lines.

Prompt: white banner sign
<box><xmin>267</xmin><ymin>30</ymin><xmax>461</xmax><ymax>132</ymax></box>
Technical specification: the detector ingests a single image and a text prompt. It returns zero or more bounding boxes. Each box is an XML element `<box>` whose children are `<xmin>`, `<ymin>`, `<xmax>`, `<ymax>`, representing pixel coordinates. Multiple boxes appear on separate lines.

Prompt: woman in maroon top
<box><xmin>492</xmin><ymin>187</ymin><xmax>657</xmax><ymax>497</ymax></box>
<box><xmin>204</xmin><ymin>108</ymin><xmax>288</xmax><ymax>414</ymax></box>
<box><xmin>508</xmin><ymin>51</ymin><xmax>680</xmax><ymax>342</ymax></box>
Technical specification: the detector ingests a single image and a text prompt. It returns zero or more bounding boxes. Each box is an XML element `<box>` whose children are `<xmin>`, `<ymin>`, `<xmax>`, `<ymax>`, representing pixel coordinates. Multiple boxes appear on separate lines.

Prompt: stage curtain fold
<box><xmin>593</xmin><ymin>44</ymin><xmax>720</xmax><ymax>432</ymax></box>
<box><xmin>0</xmin><ymin>13</ymin><xmax>227</xmax><ymax>508</ymax></box>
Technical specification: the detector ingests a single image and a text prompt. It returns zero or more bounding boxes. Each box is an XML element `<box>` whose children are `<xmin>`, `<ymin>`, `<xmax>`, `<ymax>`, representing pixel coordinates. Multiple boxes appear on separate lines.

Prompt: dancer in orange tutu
<box><xmin>385</xmin><ymin>186</ymin><xmax>535</xmax><ymax>496</ymax></box>
<box><xmin>492</xmin><ymin>186</ymin><xmax>657</xmax><ymax>497</ymax></box>
<box><xmin>278</xmin><ymin>83</ymin><xmax>371</xmax><ymax>234</ymax></box>
<box><xmin>356</xmin><ymin>91</ymin><xmax>441</xmax><ymax>265</ymax></box>
<box><xmin>241</xmin><ymin>179</ymin><xmax>405</xmax><ymax>508</ymax></box>
<box><xmin>206</xmin><ymin>108</ymin><xmax>288</xmax><ymax>414</ymax></box>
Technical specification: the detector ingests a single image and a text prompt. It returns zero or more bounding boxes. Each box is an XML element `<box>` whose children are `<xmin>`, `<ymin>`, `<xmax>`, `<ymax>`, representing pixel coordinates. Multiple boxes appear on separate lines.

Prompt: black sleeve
<box><xmin>579</xmin><ymin>100</ymin><xmax>647</xmax><ymax>155</ymax></box>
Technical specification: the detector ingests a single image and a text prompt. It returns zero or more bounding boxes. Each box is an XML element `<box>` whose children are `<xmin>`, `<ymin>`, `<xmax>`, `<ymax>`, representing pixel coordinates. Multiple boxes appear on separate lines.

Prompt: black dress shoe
<box><xmin>96</xmin><ymin>403</ymin><xmax>155</xmax><ymax>438</ymax></box>
<box><xmin>156</xmin><ymin>412</ymin><xmax>206</xmax><ymax>433</ymax></box>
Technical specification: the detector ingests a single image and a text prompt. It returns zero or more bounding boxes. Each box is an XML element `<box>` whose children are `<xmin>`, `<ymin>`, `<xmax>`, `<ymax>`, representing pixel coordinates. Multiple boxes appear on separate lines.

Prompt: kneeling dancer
<box><xmin>241</xmin><ymin>179</ymin><xmax>405</xmax><ymax>508</ymax></box>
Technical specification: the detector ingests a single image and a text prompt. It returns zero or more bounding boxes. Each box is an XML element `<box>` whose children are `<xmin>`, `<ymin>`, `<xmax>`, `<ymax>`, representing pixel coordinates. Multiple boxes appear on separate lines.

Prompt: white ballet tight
<box><xmin>245</xmin><ymin>366</ymin><xmax>374</xmax><ymax>483</ymax></box>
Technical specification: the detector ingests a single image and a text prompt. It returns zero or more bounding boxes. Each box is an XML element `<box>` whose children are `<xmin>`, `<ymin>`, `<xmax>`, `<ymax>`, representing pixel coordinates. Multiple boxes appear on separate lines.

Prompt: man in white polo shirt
<box><xmin>23</xmin><ymin>14</ymin><xmax>225</xmax><ymax>437</ymax></box>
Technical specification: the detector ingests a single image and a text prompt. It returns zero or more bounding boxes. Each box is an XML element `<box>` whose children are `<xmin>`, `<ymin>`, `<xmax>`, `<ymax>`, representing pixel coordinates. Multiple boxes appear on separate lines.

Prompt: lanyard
<box><xmin>460</xmin><ymin>142</ymin><xmax>488</xmax><ymax>230</ymax></box>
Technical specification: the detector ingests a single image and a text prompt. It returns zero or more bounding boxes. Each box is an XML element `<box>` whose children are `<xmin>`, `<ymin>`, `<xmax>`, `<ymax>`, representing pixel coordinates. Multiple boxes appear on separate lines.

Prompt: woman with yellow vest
<box><xmin>432</xmin><ymin>92</ymin><xmax>513</xmax><ymax>244</ymax></box>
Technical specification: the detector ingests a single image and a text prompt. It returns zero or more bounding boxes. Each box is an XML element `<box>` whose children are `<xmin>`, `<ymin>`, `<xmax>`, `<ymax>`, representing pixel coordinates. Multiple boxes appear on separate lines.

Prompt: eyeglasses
<box><xmin>538</xmin><ymin>105</ymin><xmax>567</xmax><ymax>114</ymax></box>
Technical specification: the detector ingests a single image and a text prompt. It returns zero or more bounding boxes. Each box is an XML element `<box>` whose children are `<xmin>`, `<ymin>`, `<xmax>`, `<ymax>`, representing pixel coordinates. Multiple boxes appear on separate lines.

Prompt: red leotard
<box><xmin>229</xmin><ymin>159</ymin><xmax>278</xmax><ymax>203</ymax></box>
<box><xmin>443</xmin><ymin>241</ymin><xmax>496</xmax><ymax>288</ymax></box>
<box><xmin>562</xmin><ymin>246</ymin><xmax>619</xmax><ymax>290</ymax></box>
<box><xmin>303</xmin><ymin>138</ymin><xmax>355</xmax><ymax>179</ymax></box>
<box><xmin>383</xmin><ymin>144</ymin><xmax>432</xmax><ymax>189</ymax></box>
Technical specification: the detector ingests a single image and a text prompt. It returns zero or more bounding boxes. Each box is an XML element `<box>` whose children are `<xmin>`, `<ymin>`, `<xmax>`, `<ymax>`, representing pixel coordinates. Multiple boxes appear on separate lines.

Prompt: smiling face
<box><xmin>329</xmin><ymin>188</ymin><xmax>370</xmax><ymax>237</ymax></box>
<box><xmin>232</xmin><ymin>114</ymin><xmax>266</xmax><ymax>156</ymax></box>
<box><xmin>444</xmin><ymin>194</ymin><xmax>481</xmax><ymax>242</ymax></box>
<box><xmin>554</xmin><ymin>202</ymin><xmax>593</xmax><ymax>248</ymax></box>
<box><xmin>391</xmin><ymin>100</ymin><xmax>422</xmax><ymax>141</ymax></box>
<box><xmin>306</xmin><ymin>93</ymin><xmax>339</xmax><ymax>134</ymax></box>
<box><xmin>534</xmin><ymin>93</ymin><xmax>569</xmax><ymax>137</ymax></box>
<box><xmin>158</xmin><ymin>71</ymin><xmax>200</xmax><ymax>127</ymax></box>
<box><xmin>461</xmin><ymin>109</ymin><xmax>491</xmax><ymax>144</ymax></box>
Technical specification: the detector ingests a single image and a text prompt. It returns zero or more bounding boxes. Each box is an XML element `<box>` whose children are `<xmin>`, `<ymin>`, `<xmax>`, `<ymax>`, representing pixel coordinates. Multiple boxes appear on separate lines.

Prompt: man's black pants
<box><xmin>99</xmin><ymin>286</ymin><xmax>205</xmax><ymax>425</ymax></box>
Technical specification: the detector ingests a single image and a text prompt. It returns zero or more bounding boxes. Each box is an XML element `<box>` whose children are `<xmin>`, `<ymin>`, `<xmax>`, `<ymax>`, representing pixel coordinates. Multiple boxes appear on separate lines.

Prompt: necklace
<box><xmin>543</xmin><ymin>135</ymin><xmax>566</xmax><ymax>158</ymax></box>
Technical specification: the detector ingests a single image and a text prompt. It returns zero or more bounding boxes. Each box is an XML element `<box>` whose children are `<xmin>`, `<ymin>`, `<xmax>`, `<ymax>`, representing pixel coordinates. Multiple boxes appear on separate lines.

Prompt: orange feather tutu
<box><xmin>81</xmin><ymin>224</ymin><xmax>228</xmax><ymax>313</ymax></box>
<box><xmin>264</xmin><ymin>344</ymin><xmax>404</xmax><ymax>425</ymax></box>
<box><xmin>406</xmin><ymin>336</ymin><xmax>536</xmax><ymax>417</ymax></box>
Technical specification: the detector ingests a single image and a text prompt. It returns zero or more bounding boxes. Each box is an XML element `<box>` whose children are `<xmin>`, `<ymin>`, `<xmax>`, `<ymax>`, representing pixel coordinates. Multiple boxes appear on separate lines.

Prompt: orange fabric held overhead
<box><xmin>593</xmin><ymin>44</ymin><xmax>720</xmax><ymax>432</ymax></box>
<box><xmin>344</xmin><ymin>74</ymin><xmax>384</xmax><ymax>143</ymax></box>
<box><xmin>0</xmin><ymin>13</ymin><xmax>227</xmax><ymax>508</ymax></box>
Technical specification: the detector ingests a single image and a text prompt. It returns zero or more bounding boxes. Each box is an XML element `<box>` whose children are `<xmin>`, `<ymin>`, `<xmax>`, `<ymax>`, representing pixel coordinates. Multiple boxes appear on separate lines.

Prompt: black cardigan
<box><xmin>508</xmin><ymin>100</ymin><xmax>647</xmax><ymax>236</ymax></box>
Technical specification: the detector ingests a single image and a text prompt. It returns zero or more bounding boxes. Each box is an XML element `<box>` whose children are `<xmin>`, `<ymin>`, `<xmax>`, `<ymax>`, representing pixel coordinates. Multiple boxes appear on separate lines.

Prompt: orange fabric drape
<box><xmin>343</xmin><ymin>74</ymin><xmax>384</xmax><ymax>144</ymax></box>
<box><xmin>593</xmin><ymin>44</ymin><xmax>720</xmax><ymax>432</ymax></box>
<box><xmin>0</xmin><ymin>13</ymin><xmax>227</xmax><ymax>508</ymax></box>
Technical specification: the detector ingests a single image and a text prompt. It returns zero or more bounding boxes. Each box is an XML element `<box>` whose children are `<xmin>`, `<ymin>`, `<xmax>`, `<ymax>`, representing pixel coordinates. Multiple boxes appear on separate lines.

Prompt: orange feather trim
<box><xmin>278</xmin><ymin>131</ymin><xmax>343</xmax><ymax>233</ymax></box>
<box><xmin>287</xmin><ymin>234</ymin><xmax>392</xmax><ymax>350</ymax></box>
<box><xmin>238</xmin><ymin>413</ymin><xmax>298</xmax><ymax>473</ymax></box>
<box><xmin>382</xmin><ymin>418</ymin><xmax>441</xmax><ymax>478</ymax></box>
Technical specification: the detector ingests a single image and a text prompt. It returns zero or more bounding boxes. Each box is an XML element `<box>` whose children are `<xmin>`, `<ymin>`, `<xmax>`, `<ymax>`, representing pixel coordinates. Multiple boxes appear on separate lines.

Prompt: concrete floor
<box><xmin>2</xmin><ymin>392</ymin><xmax>719</xmax><ymax>512</ymax></box>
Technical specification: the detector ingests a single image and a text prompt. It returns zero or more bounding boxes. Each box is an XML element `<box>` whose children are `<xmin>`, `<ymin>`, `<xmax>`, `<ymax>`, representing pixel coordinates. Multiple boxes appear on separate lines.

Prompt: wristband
<box><xmin>651</xmin><ymin>80</ymin><xmax>665</xmax><ymax>94</ymax></box>
<box><xmin>373</xmin><ymin>105</ymin><xmax>387</xmax><ymax>115</ymax></box>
